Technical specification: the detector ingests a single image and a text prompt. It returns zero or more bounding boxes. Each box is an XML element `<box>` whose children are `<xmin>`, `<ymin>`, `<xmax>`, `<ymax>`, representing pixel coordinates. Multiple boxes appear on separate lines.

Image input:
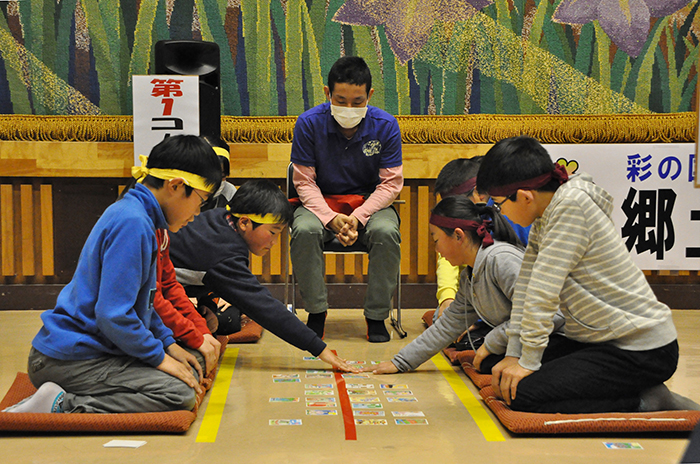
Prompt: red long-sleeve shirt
<box><xmin>154</xmin><ymin>229</ymin><xmax>210</xmax><ymax>349</ymax></box>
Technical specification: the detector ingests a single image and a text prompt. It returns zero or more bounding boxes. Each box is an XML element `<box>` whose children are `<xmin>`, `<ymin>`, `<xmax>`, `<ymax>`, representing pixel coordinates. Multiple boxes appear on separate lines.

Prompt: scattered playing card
<box><xmin>347</xmin><ymin>360</ymin><xmax>366</xmax><ymax>365</ymax></box>
<box><xmin>383</xmin><ymin>390</ymin><xmax>414</xmax><ymax>396</ymax></box>
<box><xmin>305</xmin><ymin>384</ymin><xmax>334</xmax><ymax>389</ymax></box>
<box><xmin>342</xmin><ymin>374</ymin><xmax>371</xmax><ymax>378</ymax></box>
<box><xmin>306</xmin><ymin>409</ymin><xmax>338</xmax><ymax>416</ymax></box>
<box><xmin>306</xmin><ymin>369</ymin><xmax>331</xmax><ymax>373</ymax></box>
<box><xmin>355</xmin><ymin>419</ymin><xmax>388</xmax><ymax>425</ymax></box>
<box><xmin>306</xmin><ymin>373</ymin><xmax>333</xmax><ymax>378</ymax></box>
<box><xmin>269</xmin><ymin>419</ymin><xmax>302</xmax><ymax>426</ymax></box>
<box><xmin>380</xmin><ymin>384</ymin><xmax>409</xmax><ymax>390</ymax></box>
<box><xmin>395</xmin><ymin>418</ymin><xmax>428</xmax><ymax>425</ymax></box>
<box><xmin>347</xmin><ymin>389</ymin><xmax>377</xmax><ymax>395</ymax></box>
<box><xmin>387</xmin><ymin>397</ymin><xmax>417</xmax><ymax>402</ymax></box>
<box><xmin>392</xmin><ymin>411</ymin><xmax>425</xmax><ymax>417</ymax></box>
<box><xmin>349</xmin><ymin>396</ymin><xmax>381</xmax><ymax>403</ymax></box>
<box><xmin>346</xmin><ymin>383</ymin><xmax>375</xmax><ymax>389</ymax></box>
<box><xmin>305</xmin><ymin>390</ymin><xmax>335</xmax><ymax>396</ymax></box>
<box><xmin>353</xmin><ymin>410</ymin><xmax>385</xmax><ymax>417</ymax></box>
<box><xmin>273</xmin><ymin>378</ymin><xmax>300</xmax><ymax>383</ymax></box>
<box><xmin>103</xmin><ymin>440</ymin><xmax>147</xmax><ymax>448</ymax></box>
<box><xmin>303</xmin><ymin>356</ymin><xmax>319</xmax><ymax>361</ymax></box>
<box><xmin>603</xmin><ymin>442</ymin><xmax>643</xmax><ymax>449</ymax></box>
<box><xmin>269</xmin><ymin>397</ymin><xmax>300</xmax><ymax>403</ymax></box>
<box><xmin>351</xmin><ymin>402</ymin><xmax>383</xmax><ymax>409</ymax></box>
<box><xmin>272</xmin><ymin>374</ymin><xmax>299</xmax><ymax>378</ymax></box>
<box><xmin>306</xmin><ymin>400</ymin><xmax>337</xmax><ymax>408</ymax></box>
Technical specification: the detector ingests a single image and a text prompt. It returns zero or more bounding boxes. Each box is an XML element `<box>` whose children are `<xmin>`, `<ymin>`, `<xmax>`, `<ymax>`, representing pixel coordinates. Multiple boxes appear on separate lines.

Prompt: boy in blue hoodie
<box><xmin>4</xmin><ymin>135</ymin><xmax>222</xmax><ymax>414</ymax></box>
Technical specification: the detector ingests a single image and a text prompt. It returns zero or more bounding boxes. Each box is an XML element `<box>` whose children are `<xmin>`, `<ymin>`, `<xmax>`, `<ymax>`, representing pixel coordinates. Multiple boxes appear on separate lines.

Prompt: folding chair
<box><xmin>284</xmin><ymin>163</ymin><xmax>407</xmax><ymax>338</ymax></box>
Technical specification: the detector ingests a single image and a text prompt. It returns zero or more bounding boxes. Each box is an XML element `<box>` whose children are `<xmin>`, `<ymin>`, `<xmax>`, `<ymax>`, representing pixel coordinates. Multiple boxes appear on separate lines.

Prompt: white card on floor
<box><xmin>103</xmin><ymin>440</ymin><xmax>147</xmax><ymax>448</ymax></box>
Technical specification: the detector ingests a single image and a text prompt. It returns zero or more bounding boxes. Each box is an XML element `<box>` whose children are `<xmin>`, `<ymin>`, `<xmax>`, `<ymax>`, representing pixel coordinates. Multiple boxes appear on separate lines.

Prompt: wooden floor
<box><xmin>1</xmin><ymin>308</ymin><xmax>699</xmax><ymax>464</ymax></box>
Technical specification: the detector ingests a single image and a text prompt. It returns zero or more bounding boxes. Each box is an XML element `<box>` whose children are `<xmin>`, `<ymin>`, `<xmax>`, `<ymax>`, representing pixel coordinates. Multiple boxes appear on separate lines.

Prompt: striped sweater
<box><xmin>506</xmin><ymin>172</ymin><xmax>677</xmax><ymax>371</ymax></box>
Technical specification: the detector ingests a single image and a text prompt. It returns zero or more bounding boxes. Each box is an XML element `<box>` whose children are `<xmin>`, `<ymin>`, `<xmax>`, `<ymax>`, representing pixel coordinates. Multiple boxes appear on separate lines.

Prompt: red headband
<box><xmin>443</xmin><ymin>177</ymin><xmax>477</xmax><ymax>198</ymax></box>
<box><xmin>429</xmin><ymin>214</ymin><xmax>494</xmax><ymax>248</ymax></box>
<box><xmin>487</xmin><ymin>163</ymin><xmax>569</xmax><ymax>197</ymax></box>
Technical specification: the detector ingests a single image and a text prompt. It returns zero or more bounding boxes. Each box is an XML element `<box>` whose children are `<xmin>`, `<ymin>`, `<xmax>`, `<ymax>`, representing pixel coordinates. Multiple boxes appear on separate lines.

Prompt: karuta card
<box><xmin>346</xmin><ymin>383</ymin><xmax>375</xmax><ymax>389</ymax></box>
<box><xmin>306</xmin><ymin>373</ymin><xmax>333</xmax><ymax>379</ymax></box>
<box><xmin>303</xmin><ymin>356</ymin><xmax>319</xmax><ymax>361</ymax></box>
<box><xmin>370</xmin><ymin>361</ymin><xmax>382</xmax><ymax>365</ymax></box>
<box><xmin>353</xmin><ymin>410</ymin><xmax>386</xmax><ymax>417</ymax></box>
<box><xmin>306</xmin><ymin>369</ymin><xmax>331</xmax><ymax>373</ymax></box>
<box><xmin>305</xmin><ymin>384</ymin><xmax>334</xmax><ymax>389</ymax></box>
<box><xmin>387</xmin><ymin>397</ymin><xmax>418</xmax><ymax>402</ymax></box>
<box><xmin>269</xmin><ymin>397</ymin><xmax>300</xmax><ymax>403</ymax></box>
<box><xmin>347</xmin><ymin>360</ymin><xmax>366</xmax><ymax>365</ymax></box>
<box><xmin>380</xmin><ymin>384</ymin><xmax>409</xmax><ymax>390</ymax></box>
<box><xmin>351</xmin><ymin>402</ymin><xmax>383</xmax><ymax>409</ymax></box>
<box><xmin>603</xmin><ymin>442</ymin><xmax>643</xmax><ymax>449</ymax></box>
<box><xmin>273</xmin><ymin>378</ymin><xmax>300</xmax><ymax>383</ymax></box>
<box><xmin>306</xmin><ymin>401</ymin><xmax>337</xmax><ymax>408</ymax></box>
<box><xmin>269</xmin><ymin>419</ymin><xmax>302</xmax><ymax>426</ymax></box>
<box><xmin>383</xmin><ymin>390</ymin><xmax>414</xmax><ymax>396</ymax></box>
<box><xmin>395</xmin><ymin>418</ymin><xmax>429</xmax><ymax>425</ymax></box>
<box><xmin>272</xmin><ymin>374</ymin><xmax>299</xmax><ymax>379</ymax></box>
<box><xmin>392</xmin><ymin>411</ymin><xmax>425</xmax><ymax>417</ymax></box>
<box><xmin>306</xmin><ymin>397</ymin><xmax>336</xmax><ymax>403</ymax></box>
<box><xmin>347</xmin><ymin>389</ymin><xmax>377</xmax><ymax>396</ymax></box>
<box><xmin>306</xmin><ymin>409</ymin><xmax>338</xmax><ymax>416</ymax></box>
<box><xmin>354</xmin><ymin>419</ymin><xmax>388</xmax><ymax>425</ymax></box>
<box><xmin>349</xmin><ymin>396</ymin><xmax>381</xmax><ymax>403</ymax></box>
<box><xmin>342</xmin><ymin>374</ymin><xmax>370</xmax><ymax>378</ymax></box>
<box><xmin>305</xmin><ymin>390</ymin><xmax>335</xmax><ymax>396</ymax></box>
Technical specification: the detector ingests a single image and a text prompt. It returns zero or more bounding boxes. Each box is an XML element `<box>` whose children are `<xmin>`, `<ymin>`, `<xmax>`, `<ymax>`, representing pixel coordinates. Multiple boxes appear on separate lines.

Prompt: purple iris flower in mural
<box><xmin>333</xmin><ymin>0</ymin><xmax>494</xmax><ymax>64</ymax></box>
<box><xmin>553</xmin><ymin>0</ymin><xmax>691</xmax><ymax>57</ymax></box>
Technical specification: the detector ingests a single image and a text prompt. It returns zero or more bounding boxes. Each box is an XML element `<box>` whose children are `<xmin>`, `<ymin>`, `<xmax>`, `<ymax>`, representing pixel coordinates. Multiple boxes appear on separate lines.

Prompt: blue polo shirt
<box><xmin>290</xmin><ymin>102</ymin><xmax>402</xmax><ymax>195</ymax></box>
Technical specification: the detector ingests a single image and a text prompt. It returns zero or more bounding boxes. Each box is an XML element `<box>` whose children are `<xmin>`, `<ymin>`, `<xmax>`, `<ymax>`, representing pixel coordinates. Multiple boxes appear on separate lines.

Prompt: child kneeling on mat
<box><xmin>168</xmin><ymin>179</ymin><xmax>357</xmax><ymax>372</ymax></box>
<box><xmin>366</xmin><ymin>195</ymin><xmax>552</xmax><ymax>375</ymax></box>
<box><xmin>4</xmin><ymin>135</ymin><xmax>222</xmax><ymax>414</ymax></box>
<box><xmin>476</xmin><ymin>135</ymin><xmax>699</xmax><ymax>414</ymax></box>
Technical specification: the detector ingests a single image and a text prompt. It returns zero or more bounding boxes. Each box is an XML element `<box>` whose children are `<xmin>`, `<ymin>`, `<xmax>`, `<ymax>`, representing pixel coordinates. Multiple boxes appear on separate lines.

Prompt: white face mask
<box><xmin>330</xmin><ymin>104</ymin><xmax>368</xmax><ymax>129</ymax></box>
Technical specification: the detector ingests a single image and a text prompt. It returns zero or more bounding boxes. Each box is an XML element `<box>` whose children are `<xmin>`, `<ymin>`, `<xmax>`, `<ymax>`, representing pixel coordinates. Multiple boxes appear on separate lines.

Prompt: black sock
<box><xmin>307</xmin><ymin>311</ymin><xmax>327</xmax><ymax>339</ymax></box>
<box><xmin>366</xmin><ymin>318</ymin><xmax>390</xmax><ymax>343</ymax></box>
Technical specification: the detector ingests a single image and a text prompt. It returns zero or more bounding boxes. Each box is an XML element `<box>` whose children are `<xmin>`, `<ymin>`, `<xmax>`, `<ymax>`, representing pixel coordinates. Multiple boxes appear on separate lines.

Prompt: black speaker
<box><xmin>154</xmin><ymin>40</ymin><xmax>221</xmax><ymax>139</ymax></box>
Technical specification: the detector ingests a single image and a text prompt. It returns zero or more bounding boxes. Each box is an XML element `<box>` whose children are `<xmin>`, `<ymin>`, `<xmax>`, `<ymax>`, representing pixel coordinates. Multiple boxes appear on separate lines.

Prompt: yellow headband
<box><xmin>212</xmin><ymin>146</ymin><xmax>230</xmax><ymax>161</ymax></box>
<box><xmin>132</xmin><ymin>154</ymin><xmax>215</xmax><ymax>193</ymax></box>
<box><xmin>226</xmin><ymin>207</ymin><xmax>283</xmax><ymax>224</ymax></box>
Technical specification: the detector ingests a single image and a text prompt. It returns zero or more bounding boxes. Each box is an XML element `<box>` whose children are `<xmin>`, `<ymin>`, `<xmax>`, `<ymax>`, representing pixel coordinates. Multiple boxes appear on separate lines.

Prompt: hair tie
<box><xmin>429</xmin><ymin>214</ymin><xmax>494</xmax><ymax>248</ymax></box>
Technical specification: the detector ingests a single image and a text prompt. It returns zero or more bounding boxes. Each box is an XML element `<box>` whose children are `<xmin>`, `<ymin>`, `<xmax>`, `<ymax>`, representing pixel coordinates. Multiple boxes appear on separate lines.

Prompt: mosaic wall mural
<box><xmin>0</xmin><ymin>0</ymin><xmax>697</xmax><ymax>117</ymax></box>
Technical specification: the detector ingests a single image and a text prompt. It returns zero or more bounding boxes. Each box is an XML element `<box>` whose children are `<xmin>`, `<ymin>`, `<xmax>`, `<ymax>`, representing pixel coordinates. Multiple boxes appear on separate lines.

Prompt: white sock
<box><xmin>2</xmin><ymin>382</ymin><xmax>65</xmax><ymax>413</ymax></box>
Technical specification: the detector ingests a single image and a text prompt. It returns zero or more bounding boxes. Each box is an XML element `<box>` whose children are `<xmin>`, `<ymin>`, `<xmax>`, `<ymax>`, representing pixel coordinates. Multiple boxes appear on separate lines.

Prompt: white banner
<box><xmin>544</xmin><ymin>143</ymin><xmax>698</xmax><ymax>270</ymax></box>
<box><xmin>132</xmin><ymin>75</ymin><xmax>200</xmax><ymax>165</ymax></box>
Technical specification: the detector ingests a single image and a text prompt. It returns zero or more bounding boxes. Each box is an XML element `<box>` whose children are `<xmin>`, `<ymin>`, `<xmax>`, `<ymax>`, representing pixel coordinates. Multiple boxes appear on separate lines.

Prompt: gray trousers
<box><xmin>290</xmin><ymin>206</ymin><xmax>400</xmax><ymax>320</ymax></box>
<box><xmin>27</xmin><ymin>346</ymin><xmax>202</xmax><ymax>414</ymax></box>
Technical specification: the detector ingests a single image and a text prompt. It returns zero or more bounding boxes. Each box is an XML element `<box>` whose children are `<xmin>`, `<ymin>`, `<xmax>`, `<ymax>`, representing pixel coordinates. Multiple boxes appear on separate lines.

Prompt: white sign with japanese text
<box><xmin>132</xmin><ymin>75</ymin><xmax>200</xmax><ymax>165</ymax></box>
<box><xmin>544</xmin><ymin>143</ymin><xmax>698</xmax><ymax>270</ymax></box>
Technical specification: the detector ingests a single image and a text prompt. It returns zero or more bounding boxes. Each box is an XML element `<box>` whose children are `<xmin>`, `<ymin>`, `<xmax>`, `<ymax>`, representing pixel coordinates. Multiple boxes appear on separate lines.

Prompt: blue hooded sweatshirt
<box><xmin>32</xmin><ymin>183</ymin><xmax>176</xmax><ymax>367</ymax></box>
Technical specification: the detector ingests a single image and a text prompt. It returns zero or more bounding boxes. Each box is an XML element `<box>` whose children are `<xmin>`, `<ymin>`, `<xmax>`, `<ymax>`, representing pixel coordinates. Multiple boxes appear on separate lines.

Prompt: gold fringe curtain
<box><xmin>0</xmin><ymin>113</ymin><xmax>695</xmax><ymax>144</ymax></box>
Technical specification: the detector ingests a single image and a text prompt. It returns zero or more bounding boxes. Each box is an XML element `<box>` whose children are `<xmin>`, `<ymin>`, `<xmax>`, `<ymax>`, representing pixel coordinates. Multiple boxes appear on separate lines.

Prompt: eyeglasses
<box><xmin>193</xmin><ymin>189</ymin><xmax>210</xmax><ymax>208</ymax></box>
<box><xmin>492</xmin><ymin>193</ymin><xmax>516</xmax><ymax>212</ymax></box>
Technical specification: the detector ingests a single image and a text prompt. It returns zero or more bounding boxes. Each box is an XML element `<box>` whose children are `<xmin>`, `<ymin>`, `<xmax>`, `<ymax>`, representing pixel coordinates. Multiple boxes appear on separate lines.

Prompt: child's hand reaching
<box><xmin>317</xmin><ymin>347</ymin><xmax>362</xmax><ymax>373</ymax></box>
<box><xmin>363</xmin><ymin>361</ymin><xmax>398</xmax><ymax>375</ymax></box>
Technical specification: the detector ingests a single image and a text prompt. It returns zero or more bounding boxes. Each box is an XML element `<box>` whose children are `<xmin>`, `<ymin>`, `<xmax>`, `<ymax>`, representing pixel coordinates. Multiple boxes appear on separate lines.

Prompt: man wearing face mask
<box><xmin>289</xmin><ymin>56</ymin><xmax>403</xmax><ymax>343</ymax></box>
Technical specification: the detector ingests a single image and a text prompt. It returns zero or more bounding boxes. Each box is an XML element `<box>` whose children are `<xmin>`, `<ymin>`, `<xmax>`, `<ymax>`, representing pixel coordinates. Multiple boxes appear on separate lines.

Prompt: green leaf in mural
<box><xmin>333</xmin><ymin>0</ymin><xmax>494</xmax><ymax>64</ymax></box>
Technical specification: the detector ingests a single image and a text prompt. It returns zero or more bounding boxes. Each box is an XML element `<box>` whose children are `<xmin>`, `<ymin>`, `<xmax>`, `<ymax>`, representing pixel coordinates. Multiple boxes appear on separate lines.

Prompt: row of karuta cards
<box><xmin>268</xmin><ymin>358</ymin><xmax>429</xmax><ymax>426</ymax></box>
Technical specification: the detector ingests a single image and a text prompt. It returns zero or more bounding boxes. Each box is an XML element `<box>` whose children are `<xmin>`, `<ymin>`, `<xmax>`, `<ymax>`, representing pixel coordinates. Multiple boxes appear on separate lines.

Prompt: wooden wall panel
<box><xmin>1</xmin><ymin>184</ymin><xmax>14</xmax><ymax>276</ymax></box>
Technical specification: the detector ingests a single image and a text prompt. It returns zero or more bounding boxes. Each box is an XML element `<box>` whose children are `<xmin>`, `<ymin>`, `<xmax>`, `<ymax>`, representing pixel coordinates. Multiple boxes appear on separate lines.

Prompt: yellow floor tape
<box><xmin>431</xmin><ymin>353</ymin><xmax>505</xmax><ymax>442</ymax></box>
<box><xmin>196</xmin><ymin>348</ymin><xmax>239</xmax><ymax>443</ymax></box>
